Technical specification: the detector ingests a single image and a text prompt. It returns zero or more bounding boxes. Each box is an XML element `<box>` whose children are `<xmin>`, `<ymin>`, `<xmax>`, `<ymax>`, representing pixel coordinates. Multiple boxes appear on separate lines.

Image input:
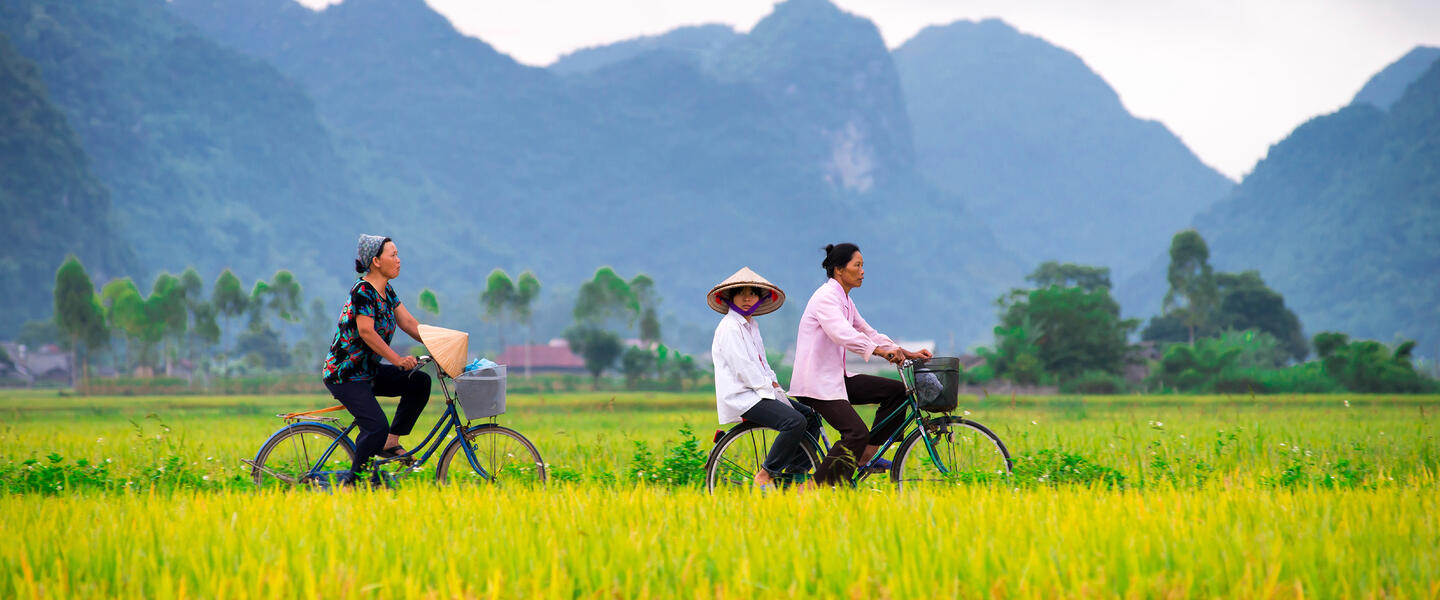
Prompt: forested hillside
<box><xmin>0</xmin><ymin>0</ymin><xmax>368</xmax><ymax>336</ymax></box>
<box><xmin>1123</xmin><ymin>53</ymin><xmax>1440</xmax><ymax>354</ymax></box>
<box><xmin>893</xmin><ymin>19</ymin><xmax>1234</xmax><ymax>279</ymax></box>
<box><xmin>0</xmin><ymin>33</ymin><xmax>131</xmax><ymax>334</ymax></box>
<box><xmin>168</xmin><ymin>0</ymin><xmax>1024</xmax><ymax>349</ymax></box>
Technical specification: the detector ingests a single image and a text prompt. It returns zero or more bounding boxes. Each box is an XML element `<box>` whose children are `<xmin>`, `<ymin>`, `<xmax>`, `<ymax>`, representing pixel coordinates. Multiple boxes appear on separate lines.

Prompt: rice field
<box><xmin>2</xmin><ymin>389</ymin><xmax>1437</xmax><ymax>598</ymax></box>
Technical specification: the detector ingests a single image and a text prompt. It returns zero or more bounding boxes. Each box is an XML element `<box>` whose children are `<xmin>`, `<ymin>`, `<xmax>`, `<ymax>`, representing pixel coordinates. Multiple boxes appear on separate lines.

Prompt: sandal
<box><xmin>377</xmin><ymin>446</ymin><xmax>413</xmax><ymax>465</ymax></box>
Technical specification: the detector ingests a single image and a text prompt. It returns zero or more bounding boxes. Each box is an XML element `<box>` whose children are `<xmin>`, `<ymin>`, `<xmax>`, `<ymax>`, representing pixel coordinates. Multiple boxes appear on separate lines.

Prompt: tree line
<box><xmin>971</xmin><ymin>230</ymin><xmax>1437</xmax><ymax>394</ymax></box>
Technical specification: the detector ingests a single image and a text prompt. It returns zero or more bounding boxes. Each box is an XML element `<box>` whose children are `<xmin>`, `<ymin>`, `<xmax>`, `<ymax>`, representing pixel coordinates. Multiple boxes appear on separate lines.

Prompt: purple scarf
<box><xmin>725</xmin><ymin>291</ymin><xmax>772</xmax><ymax>317</ymax></box>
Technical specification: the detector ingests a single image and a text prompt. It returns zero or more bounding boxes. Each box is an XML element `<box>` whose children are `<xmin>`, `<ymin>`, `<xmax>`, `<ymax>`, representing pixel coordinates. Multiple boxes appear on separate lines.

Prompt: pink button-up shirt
<box><xmin>789</xmin><ymin>278</ymin><xmax>895</xmax><ymax>401</ymax></box>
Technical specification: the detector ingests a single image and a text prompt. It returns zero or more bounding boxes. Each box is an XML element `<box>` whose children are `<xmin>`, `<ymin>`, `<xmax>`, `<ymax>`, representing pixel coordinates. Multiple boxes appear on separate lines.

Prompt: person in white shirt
<box><xmin>708</xmin><ymin>267</ymin><xmax>821</xmax><ymax>490</ymax></box>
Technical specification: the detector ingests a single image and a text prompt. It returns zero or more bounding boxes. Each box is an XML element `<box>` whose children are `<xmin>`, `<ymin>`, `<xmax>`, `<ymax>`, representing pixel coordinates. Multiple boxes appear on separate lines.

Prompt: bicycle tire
<box><xmin>704</xmin><ymin>422</ymin><xmax>821</xmax><ymax>493</ymax></box>
<box><xmin>250</xmin><ymin>423</ymin><xmax>355</xmax><ymax>488</ymax></box>
<box><xmin>892</xmin><ymin>416</ymin><xmax>1012</xmax><ymax>490</ymax></box>
<box><xmin>435</xmin><ymin>424</ymin><xmax>546</xmax><ymax>485</ymax></box>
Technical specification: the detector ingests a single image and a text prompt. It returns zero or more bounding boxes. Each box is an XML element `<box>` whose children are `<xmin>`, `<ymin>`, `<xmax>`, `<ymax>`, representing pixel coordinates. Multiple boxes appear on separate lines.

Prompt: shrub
<box><xmin>1060</xmin><ymin>371</ymin><xmax>1129</xmax><ymax>394</ymax></box>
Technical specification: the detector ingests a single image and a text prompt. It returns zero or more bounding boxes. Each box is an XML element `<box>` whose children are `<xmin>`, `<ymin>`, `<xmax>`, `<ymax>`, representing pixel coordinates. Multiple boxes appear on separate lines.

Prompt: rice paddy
<box><xmin>1</xmin><ymin>390</ymin><xmax>1436</xmax><ymax>598</ymax></box>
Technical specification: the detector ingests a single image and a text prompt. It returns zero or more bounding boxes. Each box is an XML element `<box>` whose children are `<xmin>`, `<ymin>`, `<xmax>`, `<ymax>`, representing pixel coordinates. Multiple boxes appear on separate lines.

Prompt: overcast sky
<box><xmin>296</xmin><ymin>0</ymin><xmax>1440</xmax><ymax>180</ymax></box>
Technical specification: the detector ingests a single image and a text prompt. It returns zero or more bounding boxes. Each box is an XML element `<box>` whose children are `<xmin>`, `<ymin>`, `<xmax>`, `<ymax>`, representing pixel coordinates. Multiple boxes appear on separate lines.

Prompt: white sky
<box><xmin>296</xmin><ymin>0</ymin><xmax>1440</xmax><ymax>180</ymax></box>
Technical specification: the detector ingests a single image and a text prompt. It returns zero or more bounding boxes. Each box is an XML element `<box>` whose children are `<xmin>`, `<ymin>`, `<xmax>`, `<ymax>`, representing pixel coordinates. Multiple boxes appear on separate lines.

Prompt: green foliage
<box><xmin>1060</xmin><ymin>371</ymin><xmax>1129</xmax><ymax>395</ymax></box>
<box><xmin>1010</xmin><ymin>449</ymin><xmax>1126</xmax><ymax>489</ymax></box>
<box><xmin>1151</xmin><ymin>339</ymin><xmax>1241</xmax><ymax>392</ymax></box>
<box><xmin>658</xmin><ymin>425</ymin><xmax>707</xmax><ymax>487</ymax></box>
<box><xmin>987</xmin><ymin>267</ymin><xmax>1138</xmax><ymax>383</ymax></box>
<box><xmin>620</xmin><ymin>346</ymin><xmax>657</xmax><ymax>389</ymax></box>
<box><xmin>1162</xmin><ymin>230</ymin><xmax>1218</xmax><ymax>344</ymax></box>
<box><xmin>1144</xmin><ymin>270</ymin><xmax>1308</xmax><ymax>363</ymax></box>
<box><xmin>417</xmin><ymin>288</ymin><xmax>440</xmax><ymax>318</ymax></box>
<box><xmin>563</xmin><ymin>325</ymin><xmax>624</xmax><ymax>386</ymax></box>
<box><xmin>1026</xmin><ymin>261</ymin><xmax>1111</xmax><ymax>292</ymax></box>
<box><xmin>1313</xmin><ymin>332</ymin><xmax>1437</xmax><ymax>393</ymax></box>
<box><xmin>574</xmin><ymin>267</ymin><xmax>640</xmax><ymax>327</ymax></box>
<box><xmin>53</xmin><ymin>256</ymin><xmax>108</xmax><ymax>374</ymax></box>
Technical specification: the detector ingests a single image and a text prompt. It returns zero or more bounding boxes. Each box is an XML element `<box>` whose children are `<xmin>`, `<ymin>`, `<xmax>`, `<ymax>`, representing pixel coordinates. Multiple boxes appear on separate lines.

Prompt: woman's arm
<box><xmin>356</xmin><ymin>314</ymin><xmax>416</xmax><ymax>368</ymax></box>
<box><xmin>394</xmin><ymin>302</ymin><xmax>423</xmax><ymax>343</ymax></box>
<box><xmin>812</xmin><ymin>292</ymin><xmax>898</xmax><ymax>361</ymax></box>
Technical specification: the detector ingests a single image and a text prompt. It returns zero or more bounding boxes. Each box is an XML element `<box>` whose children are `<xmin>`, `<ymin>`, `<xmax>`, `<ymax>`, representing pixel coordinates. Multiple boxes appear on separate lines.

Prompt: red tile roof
<box><xmin>494</xmin><ymin>344</ymin><xmax>585</xmax><ymax>369</ymax></box>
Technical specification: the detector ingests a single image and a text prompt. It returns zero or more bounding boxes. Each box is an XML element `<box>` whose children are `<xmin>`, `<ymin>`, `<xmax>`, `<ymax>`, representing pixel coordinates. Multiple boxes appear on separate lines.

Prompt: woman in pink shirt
<box><xmin>789</xmin><ymin>243</ymin><xmax>932</xmax><ymax>485</ymax></box>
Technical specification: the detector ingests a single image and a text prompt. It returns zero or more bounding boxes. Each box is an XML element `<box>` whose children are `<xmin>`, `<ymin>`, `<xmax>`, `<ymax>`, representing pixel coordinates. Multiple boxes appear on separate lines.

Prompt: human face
<box><xmin>731</xmin><ymin>287</ymin><xmax>760</xmax><ymax>314</ymax></box>
<box><xmin>371</xmin><ymin>241</ymin><xmax>401</xmax><ymax>279</ymax></box>
<box><xmin>833</xmin><ymin>251</ymin><xmax>864</xmax><ymax>290</ymax></box>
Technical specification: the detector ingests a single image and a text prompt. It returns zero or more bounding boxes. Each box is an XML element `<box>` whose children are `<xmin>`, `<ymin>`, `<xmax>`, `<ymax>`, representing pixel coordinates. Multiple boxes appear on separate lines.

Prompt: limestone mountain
<box><xmin>893</xmin><ymin>19</ymin><xmax>1234</xmax><ymax>279</ymax></box>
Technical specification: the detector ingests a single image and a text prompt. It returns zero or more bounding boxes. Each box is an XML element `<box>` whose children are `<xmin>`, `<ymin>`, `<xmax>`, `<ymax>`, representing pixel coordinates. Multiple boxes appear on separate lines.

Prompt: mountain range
<box><xmin>3</xmin><ymin>0</ymin><xmax>1434</xmax><ymax>358</ymax></box>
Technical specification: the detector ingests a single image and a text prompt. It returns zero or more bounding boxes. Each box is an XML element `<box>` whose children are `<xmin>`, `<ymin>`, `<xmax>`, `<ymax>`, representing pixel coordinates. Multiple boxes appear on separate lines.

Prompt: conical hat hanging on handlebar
<box><xmin>418</xmin><ymin>324</ymin><xmax>469</xmax><ymax>378</ymax></box>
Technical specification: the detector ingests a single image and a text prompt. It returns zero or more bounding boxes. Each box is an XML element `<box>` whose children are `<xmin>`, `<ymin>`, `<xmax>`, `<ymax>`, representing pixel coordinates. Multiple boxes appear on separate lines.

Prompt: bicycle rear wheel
<box><xmin>435</xmin><ymin>425</ymin><xmax>546</xmax><ymax>485</ymax></box>
<box><xmin>250</xmin><ymin>423</ymin><xmax>355</xmax><ymax>488</ymax></box>
<box><xmin>704</xmin><ymin>423</ymin><xmax>820</xmax><ymax>492</ymax></box>
<box><xmin>893</xmin><ymin>416</ymin><xmax>1011</xmax><ymax>490</ymax></box>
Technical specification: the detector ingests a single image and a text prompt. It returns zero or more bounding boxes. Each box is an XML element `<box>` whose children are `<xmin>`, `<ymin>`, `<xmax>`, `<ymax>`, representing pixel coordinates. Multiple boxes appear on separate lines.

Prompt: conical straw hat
<box><xmin>707</xmin><ymin>267</ymin><xmax>786</xmax><ymax>316</ymax></box>
<box><xmin>418</xmin><ymin>324</ymin><xmax>469</xmax><ymax>378</ymax></box>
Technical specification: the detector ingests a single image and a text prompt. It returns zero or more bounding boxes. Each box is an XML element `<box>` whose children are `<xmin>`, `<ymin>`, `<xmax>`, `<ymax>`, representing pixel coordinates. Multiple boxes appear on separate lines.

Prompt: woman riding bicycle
<box><xmin>708</xmin><ymin>268</ymin><xmax>821</xmax><ymax>490</ymax></box>
<box><xmin>321</xmin><ymin>234</ymin><xmax>431</xmax><ymax>485</ymax></box>
<box><xmin>789</xmin><ymin>243</ymin><xmax>931</xmax><ymax>486</ymax></box>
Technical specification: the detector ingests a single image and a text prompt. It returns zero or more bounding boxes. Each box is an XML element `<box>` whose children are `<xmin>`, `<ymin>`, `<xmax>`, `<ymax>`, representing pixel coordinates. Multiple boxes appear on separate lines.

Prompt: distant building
<box><xmin>494</xmin><ymin>339</ymin><xmax>587</xmax><ymax>375</ymax></box>
<box><xmin>0</xmin><ymin>342</ymin><xmax>72</xmax><ymax>386</ymax></box>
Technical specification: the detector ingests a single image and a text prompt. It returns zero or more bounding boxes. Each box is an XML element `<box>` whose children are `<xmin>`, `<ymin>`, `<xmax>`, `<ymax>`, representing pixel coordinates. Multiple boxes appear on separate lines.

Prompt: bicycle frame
<box><xmin>797</xmin><ymin>360</ymin><xmax>952</xmax><ymax>485</ymax></box>
<box><xmin>275</xmin><ymin>360</ymin><xmax>499</xmax><ymax>483</ymax></box>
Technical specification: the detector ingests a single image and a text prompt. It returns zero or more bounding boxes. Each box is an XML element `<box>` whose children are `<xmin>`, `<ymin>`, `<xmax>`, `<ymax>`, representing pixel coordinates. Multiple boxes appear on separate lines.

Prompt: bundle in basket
<box><xmin>913</xmin><ymin>357</ymin><xmax>961</xmax><ymax>413</ymax></box>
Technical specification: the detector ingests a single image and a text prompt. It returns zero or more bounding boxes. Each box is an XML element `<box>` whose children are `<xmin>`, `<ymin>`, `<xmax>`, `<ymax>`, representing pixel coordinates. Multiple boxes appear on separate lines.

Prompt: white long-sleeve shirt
<box><xmin>711</xmin><ymin>309</ymin><xmax>780</xmax><ymax>424</ymax></box>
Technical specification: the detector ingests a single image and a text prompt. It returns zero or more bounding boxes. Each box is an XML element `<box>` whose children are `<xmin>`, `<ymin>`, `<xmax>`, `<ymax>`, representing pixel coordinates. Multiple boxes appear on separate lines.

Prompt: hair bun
<box><xmin>354</xmin><ymin>259</ymin><xmax>367</xmax><ymax>274</ymax></box>
<box><xmin>824</xmin><ymin>244</ymin><xmax>835</xmax><ymax>253</ymax></box>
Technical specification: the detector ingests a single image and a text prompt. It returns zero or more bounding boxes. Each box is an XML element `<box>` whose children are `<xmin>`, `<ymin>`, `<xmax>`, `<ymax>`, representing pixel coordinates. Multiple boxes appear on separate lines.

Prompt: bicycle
<box><xmin>243</xmin><ymin>356</ymin><xmax>546</xmax><ymax>488</ymax></box>
<box><xmin>703</xmin><ymin>357</ymin><xmax>1012</xmax><ymax>492</ymax></box>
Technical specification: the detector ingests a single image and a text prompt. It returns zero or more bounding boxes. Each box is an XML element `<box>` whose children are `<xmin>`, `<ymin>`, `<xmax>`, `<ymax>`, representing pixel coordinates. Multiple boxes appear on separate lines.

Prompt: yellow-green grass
<box><xmin>2</xmin><ymin>485</ymin><xmax>1437</xmax><ymax>598</ymax></box>
<box><xmin>2</xmin><ymin>391</ymin><xmax>1437</xmax><ymax>597</ymax></box>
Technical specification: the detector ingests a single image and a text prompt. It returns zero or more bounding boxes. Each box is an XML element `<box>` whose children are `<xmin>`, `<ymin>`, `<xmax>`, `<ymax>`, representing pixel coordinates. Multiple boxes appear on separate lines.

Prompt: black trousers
<box><xmin>795</xmin><ymin>374</ymin><xmax>907</xmax><ymax>485</ymax></box>
<box><xmin>740</xmin><ymin>397</ymin><xmax>822</xmax><ymax>478</ymax></box>
<box><xmin>324</xmin><ymin>364</ymin><xmax>431</xmax><ymax>473</ymax></box>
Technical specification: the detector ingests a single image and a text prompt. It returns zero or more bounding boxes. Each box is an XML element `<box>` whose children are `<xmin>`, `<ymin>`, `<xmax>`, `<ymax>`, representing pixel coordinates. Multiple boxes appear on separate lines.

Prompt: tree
<box><xmin>102</xmin><ymin>278</ymin><xmax>159</xmax><ymax>374</ymax></box>
<box><xmin>513</xmin><ymin>271</ymin><xmax>541</xmax><ymax>378</ymax></box>
<box><xmin>1162</xmin><ymin>230</ymin><xmax>1218</xmax><ymax>345</ymax></box>
<box><xmin>1143</xmin><ymin>269</ymin><xmax>1308</xmax><ymax>362</ymax></box>
<box><xmin>995</xmin><ymin>285</ymin><xmax>1138</xmax><ymax>380</ymax></box>
<box><xmin>481</xmin><ymin>269</ymin><xmax>516</xmax><ymax>352</ymax></box>
<box><xmin>53</xmin><ymin>256</ymin><xmax>107</xmax><ymax>388</ymax></box>
<box><xmin>984</xmin><ymin>262</ymin><xmax>1138</xmax><ymax>383</ymax></box>
<box><xmin>574</xmin><ymin>267</ymin><xmax>639</xmax><ymax>326</ymax></box>
<box><xmin>621</xmin><ymin>345</ymin><xmax>657</xmax><ymax>388</ymax></box>
<box><xmin>1312</xmin><ymin>332</ymin><xmax>1435</xmax><ymax>393</ymax></box>
<box><xmin>417</xmin><ymin>288</ymin><xmax>440</xmax><ymax>320</ymax></box>
<box><xmin>1026</xmin><ymin>261</ymin><xmax>1112</xmax><ymax>292</ymax></box>
<box><xmin>148</xmin><ymin>273</ymin><xmax>187</xmax><ymax>376</ymax></box>
<box><xmin>564</xmin><ymin>325</ymin><xmax>623</xmax><ymax>389</ymax></box>
<box><xmin>212</xmin><ymin>269</ymin><xmax>248</xmax><ymax>355</ymax></box>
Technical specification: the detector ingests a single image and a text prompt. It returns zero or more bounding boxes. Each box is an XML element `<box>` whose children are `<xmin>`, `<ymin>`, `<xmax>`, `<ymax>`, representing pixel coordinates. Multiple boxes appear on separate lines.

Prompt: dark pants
<box><xmin>795</xmin><ymin>374</ymin><xmax>908</xmax><ymax>485</ymax></box>
<box><xmin>741</xmin><ymin>397</ymin><xmax>822</xmax><ymax>478</ymax></box>
<box><xmin>324</xmin><ymin>364</ymin><xmax>431</xmax><ymax>473</ymax></box>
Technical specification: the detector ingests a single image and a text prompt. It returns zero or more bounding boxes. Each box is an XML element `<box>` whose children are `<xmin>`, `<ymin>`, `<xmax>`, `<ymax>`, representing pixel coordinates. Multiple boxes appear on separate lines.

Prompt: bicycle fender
<box><xmin>254</xmin><ymin>422</ymin><xmax>356</xmax><ymax>462</ymax></box>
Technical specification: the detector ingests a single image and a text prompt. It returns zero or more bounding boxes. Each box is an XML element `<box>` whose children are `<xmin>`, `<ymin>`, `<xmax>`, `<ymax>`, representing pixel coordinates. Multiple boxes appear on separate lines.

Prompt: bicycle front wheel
<box><xmin>435</xmin><ymin>425</ymin><xmax>546</xmax><ymax>485</ymax></box>
<box><xmin>704</xmin><ymin>423</ymin><xmax>820</xmax><ymax>493</ymax></box>
<box><xmin>250</xmin><ymin>423</ymin><xmax>355</xmax><ymax>488</ymax></box>
<box><xmin>893</xmin><ymin>416</ymin><xmax>1011</xmax><ymax>490</ymax></box>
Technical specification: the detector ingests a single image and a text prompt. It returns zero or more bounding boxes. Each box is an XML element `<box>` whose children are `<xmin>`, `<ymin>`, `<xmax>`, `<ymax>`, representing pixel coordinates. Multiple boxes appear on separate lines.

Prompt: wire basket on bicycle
<box><xmin>912</xmin><ymin>357</ymin><xmax>961</xmax><ymax>413</ymax></box>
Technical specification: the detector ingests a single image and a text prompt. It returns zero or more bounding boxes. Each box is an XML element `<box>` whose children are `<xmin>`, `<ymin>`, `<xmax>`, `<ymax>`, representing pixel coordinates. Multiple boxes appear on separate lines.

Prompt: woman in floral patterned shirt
<box><xmin>322</xmin><ymin>234</ymin><xmax>430</xmax><ymax>485</ymax></box>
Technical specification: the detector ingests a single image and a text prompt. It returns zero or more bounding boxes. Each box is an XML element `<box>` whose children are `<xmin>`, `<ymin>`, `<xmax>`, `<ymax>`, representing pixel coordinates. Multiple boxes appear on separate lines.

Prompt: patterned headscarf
<box><xmin>357</xmin><ymin>234</ymin><xmax>387</xmax><ymax>273</ymax></box>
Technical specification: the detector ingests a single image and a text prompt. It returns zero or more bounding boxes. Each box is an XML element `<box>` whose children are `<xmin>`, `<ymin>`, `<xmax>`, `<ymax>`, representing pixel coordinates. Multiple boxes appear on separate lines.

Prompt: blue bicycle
<box><xmin>704</xmin><ymin>357</ymin><xmax>1012</xmax><ymax>491</ymax></box>
<box><xmin>243</xmin><ymin>356</ymin><xmax>545</xmax><ymax>488</ymax></box>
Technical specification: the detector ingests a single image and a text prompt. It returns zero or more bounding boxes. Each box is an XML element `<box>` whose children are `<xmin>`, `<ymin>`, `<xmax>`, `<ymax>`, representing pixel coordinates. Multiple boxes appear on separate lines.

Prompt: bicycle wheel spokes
<box><xmin>705</xmin><ymin>424</ymin><xmax>819</xmax><ymax>492</ymax></box>
<box><xmin>252</xmin><ymin>424</ymin><xmax>354</xmax><ymax>489</ymax></box>
<box><xmin>895</xmin><ymin>417</ymin><xmax>1011</xmax><ymax>491</ymax></box>
<box><xmin>437</xmin><ymin>426</ymin><xmax>546</xmax><ymax>486</ymax></box>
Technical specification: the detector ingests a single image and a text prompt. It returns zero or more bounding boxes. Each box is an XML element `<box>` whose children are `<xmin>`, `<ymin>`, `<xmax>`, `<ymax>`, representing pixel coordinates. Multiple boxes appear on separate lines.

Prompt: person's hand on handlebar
<box><xmin>902</xmin><ymin>348</ymin><xmax>934</xmax><ymax>361</ymax></box>
<box><xmin>394</xmin><ymin>355</ymin><xmax>419</xmax><ymax>370</ymax></box>
<box><xmin>874</xmin><ymin>345</ymin><xmax>905</xmax><ymax>364</ymax></box>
